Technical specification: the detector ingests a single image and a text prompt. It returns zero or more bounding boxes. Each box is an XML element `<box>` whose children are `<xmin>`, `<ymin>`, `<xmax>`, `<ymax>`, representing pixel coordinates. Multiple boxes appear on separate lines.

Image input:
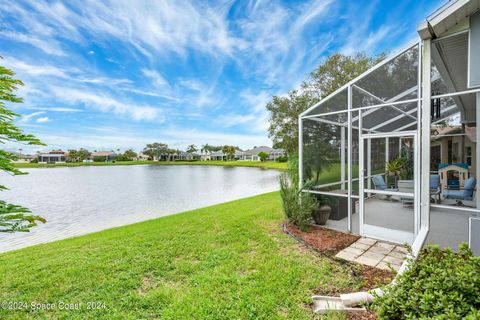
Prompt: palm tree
<box><xmin>201</xmin><ymin>144</ymin><xmax>210</xmax><ymax>154</ymax></box>
<box><xmin>187</xmin><ymin>144</ymin><xmax>198</xmax><ymax>154</ymax></box>
<box><xmin>222</xmin><ymin>145</ymin><xmax>236</xmax><ymax>161</ymax></box>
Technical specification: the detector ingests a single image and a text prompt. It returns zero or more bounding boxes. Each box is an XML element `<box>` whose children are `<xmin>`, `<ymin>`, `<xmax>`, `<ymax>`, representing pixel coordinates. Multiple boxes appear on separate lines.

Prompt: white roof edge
<box><xmin>417</xmin><ymin>0</ymin><xmax>479</xmax><ymax>39</ymax></box>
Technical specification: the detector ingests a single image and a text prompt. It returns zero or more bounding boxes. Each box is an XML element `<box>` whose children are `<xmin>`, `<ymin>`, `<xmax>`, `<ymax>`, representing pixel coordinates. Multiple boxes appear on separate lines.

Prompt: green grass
<box><xmin>13</xmin><ymin>160</ymin><xmax>287</xmax><ymax>171</ymax></box>
<box><xmin>0</xmin><ymin>192</ymin><xmax>359</xmax><ymax>319</ymax></box>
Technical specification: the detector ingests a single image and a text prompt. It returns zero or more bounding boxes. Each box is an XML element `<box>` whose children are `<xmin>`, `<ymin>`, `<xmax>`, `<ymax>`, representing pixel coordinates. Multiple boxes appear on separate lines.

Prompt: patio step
<box><xmin>335</xmin><ymin>237</ymin><xmax>408</xmax><ymax>271</ymax></box>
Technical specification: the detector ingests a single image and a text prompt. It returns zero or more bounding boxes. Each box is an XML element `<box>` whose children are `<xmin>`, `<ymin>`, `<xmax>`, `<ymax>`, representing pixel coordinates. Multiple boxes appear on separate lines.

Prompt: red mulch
<box><xmin>358</xmin><ymin>267</ymin><xmax>394</xmax><ymax>291</ymax></box>
<box><xmin>347</xmin><ymin>310</ymin><xmax>377</xmax><ymax>320</ymax></box>
<box><xmin>284</xmin><ymin>222</ymin><xmax>395</xmax><ymax>320</ymax></box>
<box><xmin>285</xmin><ymin>222</ymin><xmax>359</xmax><ymax>254</ymax></box>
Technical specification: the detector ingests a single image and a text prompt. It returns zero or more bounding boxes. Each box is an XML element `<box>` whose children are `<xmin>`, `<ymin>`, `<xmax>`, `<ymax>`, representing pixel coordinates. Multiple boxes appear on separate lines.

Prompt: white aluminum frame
<box><xmin>299</xmin><ymin>32</ymin><xmax>479</xmax><ymax>251</ymax></box>
<box><xmin>359</xmin><ymin>130</ymin><xmax>419</xmax><ymax>244</ymax></box>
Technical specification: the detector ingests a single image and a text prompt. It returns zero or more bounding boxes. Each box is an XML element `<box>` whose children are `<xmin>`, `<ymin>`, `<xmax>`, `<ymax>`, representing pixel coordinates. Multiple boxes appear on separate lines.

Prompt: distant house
<box><xmin>210</xmin><ymin>150</ymin><xmax>225</xmax><ymax>161</ymax></box>
<box><xmin>178</xmin><ymin>152</ymin><xmax>199</xmax><ymax>160</ymax></box>
<box><xmin>135</xmin><ymin>152</ymin><xmax>150</xmax><ymax>161</ymax></box>
<box><xmin>199</xmin><ymin>151</ymin><xmax>211</xmax><ymax>161</ymax></box>
<box><xmin>12</xmin><ymin>152</ymin><xmax>36</xmax><ymax>163</ymax></box>
<box><xmin>159</xmin><ymin>153</ymin><xmax>178</xmax><ymax>161</ymax></box>
<box><xmin>91</xmin><ymin>151</ymin><xmax>116</xmax><ymax>162</ymax></box>
<box><xmin>235</xmin><ymin>150</ymin><xmax>245</xmax><ymax>160</ymax></box>
<box><xmin>242</xmin><ymin>146</ymin><xmax>285</xmax><ymax>161</ymax></box>
<box><xmin>38</xmin><ymin>150</ymin><xmax>67</xmax><ymax>164</ymax></box>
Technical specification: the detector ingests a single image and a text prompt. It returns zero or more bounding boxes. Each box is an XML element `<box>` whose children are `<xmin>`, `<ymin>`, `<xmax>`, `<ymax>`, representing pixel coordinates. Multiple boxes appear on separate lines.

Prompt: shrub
<box><xmin>373</xmin><ymin>243</ymin><xmax>480</xmax><ymax>319</ymax></box>
<box><xmin>276</xmin><ymin>156</ymin><xmax>288</xmax><ymax>162</ymax></box>
<box><xmin>279</xmin><ymin>155</ymin><xmax>316</xmax><ymax>230</ymax></box>
<box><xmin>93</xmin><ymin>156</ymin><xmax>107</xmax><ymax>162</ymax></box>
<box><xmin>258</xmin><ymin>151</ymin><xmax>269</xmax><ymax>162</ymax></box>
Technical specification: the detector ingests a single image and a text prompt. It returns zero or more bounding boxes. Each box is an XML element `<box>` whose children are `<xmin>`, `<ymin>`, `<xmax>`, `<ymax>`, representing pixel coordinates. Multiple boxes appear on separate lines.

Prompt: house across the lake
<box><xmin>12</xmin><ymin>152</ymin><xmax>36</xmax><ymax>163</ymax></box>
<box><xmin>178</xmin><ymin>152</ymin><xmax>200</xmax><ymax>160</ymax></box>
<box><xmin>300</xmin><ymin>0</ymin><xmax>480</xmax><ymax>255</ymax></box>
<box><xmin>240</xmin><ymin>146</ymin><xmax>285</xmax><ymax>161</ymax></box>
<box><xmin>135</xmin><ymin>152</ymin><xmax>150</xmax><ymax>161</ymax></box>
<box><xmin>38</xmin><ymin>150</ymin><xmax>67</xmax><ymax>164</ymax></box>
<box><xmin>90</xmin><ymin>151</ymin><xmax>116</xmax><ymax>162</ymax></box>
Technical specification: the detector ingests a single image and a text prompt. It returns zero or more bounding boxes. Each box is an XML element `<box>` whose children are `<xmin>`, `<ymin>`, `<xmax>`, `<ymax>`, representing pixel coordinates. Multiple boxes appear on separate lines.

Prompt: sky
<box><xmin>0</xmin><ymin>0</ymin><xmax>444</xmax><ymax>153</ymax></box>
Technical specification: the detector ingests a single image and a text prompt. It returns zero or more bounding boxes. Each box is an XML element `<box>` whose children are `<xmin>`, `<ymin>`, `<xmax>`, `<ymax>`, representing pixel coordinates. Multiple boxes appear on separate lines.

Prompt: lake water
<box><xmin>0</xmin><ymin>165</ymin><xmax>280</xmax><ymax>252</ymax></box>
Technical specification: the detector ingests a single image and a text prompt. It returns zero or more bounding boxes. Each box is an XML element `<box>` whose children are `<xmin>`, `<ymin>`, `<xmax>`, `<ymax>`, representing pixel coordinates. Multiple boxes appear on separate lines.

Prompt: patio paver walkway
<box><xmin>335</xmin><ymin>237</ymin><xmax>408</xmax><ymax>271</ymax></box>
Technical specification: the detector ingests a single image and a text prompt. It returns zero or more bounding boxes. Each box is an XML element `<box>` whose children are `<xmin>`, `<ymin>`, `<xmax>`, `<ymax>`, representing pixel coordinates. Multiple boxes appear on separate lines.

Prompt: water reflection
<box><xmin>0</xmin><ymin>165</ymin><xmax>280</xmax><ymax>252</ymax></box>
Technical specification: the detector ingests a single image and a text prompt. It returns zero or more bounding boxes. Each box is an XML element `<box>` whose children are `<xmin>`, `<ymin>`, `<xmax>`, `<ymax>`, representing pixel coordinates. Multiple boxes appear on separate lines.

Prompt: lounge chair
<box><xmin>430</xmin><ymin>175</ymin><xmax>441</xmax><ymax>204</ymax></box>
<box><xmin>398</xmin><ymin>180</ymin><xmax>414</xmax><ymax>207</ymax></box>
<box><xmin>443</xmin><ymin>177</ymin><xmax>476</xmax><ymax>205</ymax></box>
<box><xmin>371</xmin><ymin>175</ymin><xmax>398</xmax><ymax>200</ymax></box>
<box><xmin>371</xmin><ymin>175</ymin><xmax>397</xmax><ymax>191</ymax></box>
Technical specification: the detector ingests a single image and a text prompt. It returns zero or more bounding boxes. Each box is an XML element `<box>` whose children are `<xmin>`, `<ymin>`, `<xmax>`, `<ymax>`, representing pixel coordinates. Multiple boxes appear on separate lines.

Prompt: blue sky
<box><xmin>0</xmin><ymin>0</ymin><xmax>443</xmax><ymax>152</ymax></box>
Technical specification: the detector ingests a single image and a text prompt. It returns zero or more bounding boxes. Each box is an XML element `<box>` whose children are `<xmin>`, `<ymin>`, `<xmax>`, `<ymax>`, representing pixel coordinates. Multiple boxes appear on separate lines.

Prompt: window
<box><xmin>466</xmin><ymin>146</ymin><xmax>472</xmax><ymax>166</ymax></box>
<box><xmin>448</xmin><ymin>140</ymin><xmax>453</xmax><ymax>163</ymax></box>
<box><xmin>453</xmin><ymin>142</ymin><xmax>459</xmax><ymax>162</ymax></box>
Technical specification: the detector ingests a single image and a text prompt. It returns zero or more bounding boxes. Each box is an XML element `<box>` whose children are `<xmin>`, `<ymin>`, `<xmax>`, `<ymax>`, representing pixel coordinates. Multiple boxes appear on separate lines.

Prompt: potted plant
<box><xmin>311</xmin><ymin>195</ymin><xmax>336</xmax><ymax>225</ymax></box>
<box><xmin>386</xmin><ymin>158</ymin><xmax>404</xmax><ymax>177</ymax></box>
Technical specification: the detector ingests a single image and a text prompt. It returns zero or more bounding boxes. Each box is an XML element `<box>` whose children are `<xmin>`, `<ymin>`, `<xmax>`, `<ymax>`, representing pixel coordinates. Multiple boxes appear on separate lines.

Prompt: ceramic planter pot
<box><xmin>312</xmin><ymin>205</ymin><xmax>331</xmax><ymax>225</ymax></box>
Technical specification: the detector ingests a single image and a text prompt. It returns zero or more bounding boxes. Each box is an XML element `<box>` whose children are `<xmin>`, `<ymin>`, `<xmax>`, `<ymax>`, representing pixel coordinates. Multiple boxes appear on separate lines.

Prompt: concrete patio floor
<box><xmin>324</xmin><ymin>196</ymin><xmax>476</xmax><ymax>249</ymax></box>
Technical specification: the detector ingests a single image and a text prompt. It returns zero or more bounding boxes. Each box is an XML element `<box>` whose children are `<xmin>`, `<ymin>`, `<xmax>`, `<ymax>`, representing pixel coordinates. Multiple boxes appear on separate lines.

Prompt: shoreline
<box><xmin>13</xmin><ymin>160</ymin><xmax>287</xmax><ymax>171</ymax></box>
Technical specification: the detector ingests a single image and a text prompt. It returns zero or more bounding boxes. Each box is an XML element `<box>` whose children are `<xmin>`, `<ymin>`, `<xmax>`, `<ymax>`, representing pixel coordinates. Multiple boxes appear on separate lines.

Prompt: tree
<box><xmin>201</xmin><ymin>144</ymin><xmax>211</xmax><ymax>154</ymax></box>
<box><xmin>221</xmin><ymin>145</ymin><xmax>236</xmax><ymax>161</ymax></box>
<box><xmin>0</xmin><ymin>63</ymin><xmax>45</xmax><ymax>232</ymax></box>
<box><xmin>143</xmin><ymin>142</ymin><xmax>169</xmax><ymax>160</ymax></box>
<box><xmin>77</xmin><ymin>148</ymin><xmax>91</xmax><ymax>161</ymax></box>
<box><xmin>186</xmin><ymin>144</ymin><xmax>198</xmax><ymax>154</ymax></box>
<box><xmin>258</xmin><ymin>151</ymin><xmax>269</xmax><ymax>162</ymax></box>
<box><xmin>266</xmin><ymin>52</ymin><xmax>384</xmax><ymax>154</ymax></box>
<box><xmin>67</xmin><ymin>149</ymin><xmax>78</xmax><ymax>162</ymax></box>
<box><xmin>123</xmin><ymin>149</ymin><xmax>137</xmax><ymax>160</ymax></box>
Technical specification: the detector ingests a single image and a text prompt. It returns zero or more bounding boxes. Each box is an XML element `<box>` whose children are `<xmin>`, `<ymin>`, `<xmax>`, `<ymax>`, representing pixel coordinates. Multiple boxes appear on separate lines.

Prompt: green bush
<box><xmin>258</xmin><ymin>151</ymin><xmax>269</xmax><ymax>162</ymax></box>
<box><xmin>373</xmin><ymin>243</ymin><xmax>480</xmax><ymax>319</ymax></box>
<box><xmin>279</xmin><ymin>155</ymin><xmax>316</xmax><ymax>230</ymax></box>
<box><xmin>276</xmin><ymin>156</ymin><xmax>288</xmax><ymax>162</ymax></box>
<box><xmin>93</xmin><ymin>156</ymin><xmax>107</xmax><ymax>162</ymax></box>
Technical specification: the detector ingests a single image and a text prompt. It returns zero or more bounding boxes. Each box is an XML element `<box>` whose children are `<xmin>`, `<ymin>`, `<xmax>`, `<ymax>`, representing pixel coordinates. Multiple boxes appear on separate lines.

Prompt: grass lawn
<box><xmin>13</xmin><ymin>160</ymin><xmax>288</xmax><ymax>171</ymax></box>
<box><xmin>0</xmin><ymin>192</ymin><xmax>360</xmax><ymax>319</ymax></box>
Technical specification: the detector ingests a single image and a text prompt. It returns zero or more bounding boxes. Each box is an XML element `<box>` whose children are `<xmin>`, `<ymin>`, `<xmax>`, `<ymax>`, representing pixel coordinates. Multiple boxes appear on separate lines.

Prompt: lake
<box><xmin>0</xmin><ymin>165</ymin><xmax>280</xmax><ymax>252</ymax></box>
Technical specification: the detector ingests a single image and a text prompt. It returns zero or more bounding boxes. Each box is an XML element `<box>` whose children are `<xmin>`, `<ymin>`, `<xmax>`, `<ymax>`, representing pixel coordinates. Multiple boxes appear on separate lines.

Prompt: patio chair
<box><xmin>371</xmin><ymin>175</ymin><xmax>397</xmax><ymax>200</ymax></box>
<box><xmin>430</xmin><ymin>174</ymin><xmax>441</xmax><ymax>204</ymax></box>
<box><xmin>398</xmin><ymin>180</ymin><xmax>414</xmax><ymax>207</ymax></box>
<box><xmin>443</xmin><ymin>177</ymin><xmax>476</xmax><ymax>205</ymax></box>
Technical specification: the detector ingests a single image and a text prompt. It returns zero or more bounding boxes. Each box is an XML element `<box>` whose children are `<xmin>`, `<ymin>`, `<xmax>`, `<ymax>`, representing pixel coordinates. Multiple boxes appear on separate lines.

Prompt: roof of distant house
<box><xmin>48</xmin><ymin>149</ymin><xmax>66</xmax><ymax>154</ymax></box>
<box><xmin>210</xmin><ymin>150</ymin><xmax>224</xmax><ymax>156</ymax></box>
<box><xmin>243</xmin><ymin>146</ymin><xmax>283</xmax><ymax>156</ymax></box>
<box><xmin>91</xmin><ymin>151</ymin><xmax>116</xmax><ymax>157</ymax></box>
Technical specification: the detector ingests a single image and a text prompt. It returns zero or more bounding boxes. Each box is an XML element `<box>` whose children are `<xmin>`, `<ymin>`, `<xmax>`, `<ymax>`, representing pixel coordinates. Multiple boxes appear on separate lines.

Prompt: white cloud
<box><xmin>1</xmin><ymin>1</ymin><xmax>245</xmax><ymax>59</ymax></box>
<box><xmin>0</xmin><ymin>31</ymin><xmax>66</xmax><ymax>56</ymax></box>
<box><xmin>19</xmin><ymin>111</ymin><xmax>46</xmax><ymax>123</ymax></box>
<box><xmin>3</xmin><ymin>58</ymin><xmax>73</xmax><ymax>78</ymax></box>
<box><xmin>50</xmin><ymin>87</ymin><xmax>162</xmax><ymax>122</ymax></box>
<box><xmin>20</xmin><ymin>127</ymin><xmax>270</xmax><ymax>152</ymax></box>
<box><xmin>217</xmin><ymin>90</ymin><xmax>271</xmax><ymax>133</ymax></box>
<box><xmin>142</xmin><ymin>69</ymin><xmax>169</xmax><ymax>89</ymax></box>
<box><xmin>36</xmin><ymin>116</ymin><xmax>50</xmax><ymax>123</ymax></box>
<box><xmin>25</xmin><ymin>106</ymin><xmax>83</xmax><ymax>113</ymax></box>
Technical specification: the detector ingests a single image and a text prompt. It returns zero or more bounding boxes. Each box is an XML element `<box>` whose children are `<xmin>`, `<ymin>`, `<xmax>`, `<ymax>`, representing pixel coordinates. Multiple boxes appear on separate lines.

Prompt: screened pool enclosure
<box><xmin>299</xmin><ymin>4</ymin><xmax>480</xmax><ymax>252</ymax></box>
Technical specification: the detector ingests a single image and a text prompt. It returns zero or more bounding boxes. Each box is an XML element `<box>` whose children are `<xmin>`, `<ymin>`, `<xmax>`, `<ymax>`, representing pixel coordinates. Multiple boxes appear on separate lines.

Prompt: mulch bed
<box><xmin>283</xmin><ymin>222</ymin><xmax>396</xmax><ymax>320</ymax></box>
<box><xmin>284</xmin><ymin>222</ymin><xmax>359</xmax><ymax>254</ymax></box>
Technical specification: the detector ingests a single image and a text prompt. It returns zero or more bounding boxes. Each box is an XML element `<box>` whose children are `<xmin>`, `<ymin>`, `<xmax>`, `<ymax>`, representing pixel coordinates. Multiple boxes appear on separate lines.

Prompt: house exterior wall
<box><xmin>431</xmin><ymin>136</ymin><xmax>477</xmax><ymax>177</ymax></box>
